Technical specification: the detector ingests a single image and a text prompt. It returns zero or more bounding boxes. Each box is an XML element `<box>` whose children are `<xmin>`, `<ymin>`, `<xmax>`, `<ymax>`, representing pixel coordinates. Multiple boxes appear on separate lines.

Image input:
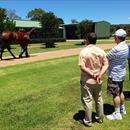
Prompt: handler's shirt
<box><xmin>128</xmin><ymin>44</ymin><xmax>130</xmax><ymax>58</ymax></box>
<box><xmin>107</xmin><ymin>41</ymin><xmax>129</xmax><ymax>81</ymax></box>
<box><xmin>79</xmin><ymin>45</ymin><xmax>108</xmax><ymax>84</ymax></box>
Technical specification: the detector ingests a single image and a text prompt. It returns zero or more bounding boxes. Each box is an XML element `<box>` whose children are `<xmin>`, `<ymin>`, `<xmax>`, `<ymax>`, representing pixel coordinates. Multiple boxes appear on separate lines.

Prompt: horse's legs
<box><xmin>0</xmin><ymin>47</ymin><xmax>4</xmax><ymax>60</ymax></box>
<box><xmin>19</xmin><ymin>46</ymin><xmax>25</xmax><ymax>58</ymax></box>
<box><xmin>19</xmin><ymin>45</ymin><xmax>29</xmax><ymax>58</ymax></box>
<box><xmin>7</xmin><ymin>46</ymin><xmax>16</xmax><ymax>59</ymax></box>
<box><xmin>25</xmin><ymin>46</ymin><xmax>29</xmax><ymax>57</ymax></box>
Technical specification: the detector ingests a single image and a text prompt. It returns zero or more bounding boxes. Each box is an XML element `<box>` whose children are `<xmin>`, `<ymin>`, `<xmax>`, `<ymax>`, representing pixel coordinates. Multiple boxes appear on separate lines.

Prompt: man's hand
<box><xmin>93</xmin><ymin>72</ymin><xmax>102</xmax><ymax>84</ymax></box>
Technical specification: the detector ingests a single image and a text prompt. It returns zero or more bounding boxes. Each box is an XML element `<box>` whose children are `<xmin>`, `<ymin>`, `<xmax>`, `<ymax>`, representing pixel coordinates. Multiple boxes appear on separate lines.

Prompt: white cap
<box><xmin>113</xmin><ymin>29</ymin><xmax>127</xmax><ymax>37</ymax></box>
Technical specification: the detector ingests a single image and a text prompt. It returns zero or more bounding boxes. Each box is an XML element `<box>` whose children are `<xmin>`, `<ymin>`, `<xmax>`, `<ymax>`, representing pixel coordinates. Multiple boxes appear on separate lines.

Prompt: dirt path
<box><xmin>0</xmin><ymin>43</ymin><xmax>115</xmax><ymax>67</ymax></box>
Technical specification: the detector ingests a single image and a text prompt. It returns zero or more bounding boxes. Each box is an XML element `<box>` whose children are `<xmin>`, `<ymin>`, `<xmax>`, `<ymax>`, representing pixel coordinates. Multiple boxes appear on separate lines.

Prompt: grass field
<box><xmin>0</xmin><ymin>55</ymin><xmax>130</xmax><ymax>130</ymax></box>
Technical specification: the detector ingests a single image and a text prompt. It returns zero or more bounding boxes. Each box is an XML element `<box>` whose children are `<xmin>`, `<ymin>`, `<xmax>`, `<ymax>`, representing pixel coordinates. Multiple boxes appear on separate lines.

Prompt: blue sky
<box><xmin>0</xmin><ymin>0</ymin><xmax>130</xmax><ymax>24</ymax></box>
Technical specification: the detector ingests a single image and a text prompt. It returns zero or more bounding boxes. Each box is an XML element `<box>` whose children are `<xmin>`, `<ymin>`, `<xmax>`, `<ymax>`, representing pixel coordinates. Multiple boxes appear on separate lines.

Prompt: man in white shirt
<box><xmin>106</xmin><ymin>29</ymin><xmax>129</xmax><ymax>120</ymax></box>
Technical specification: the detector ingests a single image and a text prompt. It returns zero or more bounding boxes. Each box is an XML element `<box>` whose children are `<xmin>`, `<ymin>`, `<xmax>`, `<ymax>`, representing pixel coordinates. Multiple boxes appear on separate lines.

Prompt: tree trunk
<box><xmin>45</xmin><ymin>42</ymin><xmax>55</xmax><ymax>48</ymax></box>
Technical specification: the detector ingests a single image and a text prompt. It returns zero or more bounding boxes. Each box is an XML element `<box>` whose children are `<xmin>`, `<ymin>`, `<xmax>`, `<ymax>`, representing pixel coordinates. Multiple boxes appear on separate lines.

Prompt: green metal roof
<box><xmin>14</xmin><ymin>19</ymin><xmax>41</xmax><ymax>28</ymax></box>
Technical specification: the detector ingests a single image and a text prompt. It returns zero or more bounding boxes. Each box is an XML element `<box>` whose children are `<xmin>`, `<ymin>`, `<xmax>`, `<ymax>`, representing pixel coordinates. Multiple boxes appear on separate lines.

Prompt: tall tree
<box><xmin>71</xmin><ymin>19</ymin><xmax>79</xmax><ymax>24</ymax></box>
<box><xmin>40</xmin><ymin>12</ymin><xmax>60</xmax><ymax>47</ymax></box>
<box><xmin>41</xmin><ymin>12</ymin><xmax>60</xmax><ymax>38</ymax></box>
<box><xmin>76</xmin><ymin>19</ymin><xmax>94</xmax><ymax>39</ymax></box>
<box><xmin>57</xmin><ymin>18</ymin><xmax>64</xmax><ymax>24</ymax></box>
<box><xmin>4</xmin><ymin>18</ymin><xmax>16</xmax><ymax>31</ymax></box>
<box><xmin>27</xmin><ymin>8</ymin><xmax>46</xmax><ymax>21</ymax></box>
<box><xmin>7</xmin><ymin>9</ymin><xmax>21</xmax><ymax>20</ymax></box>
<box><xmin>0</xmin><ymin>8</ymin><xmax>15</xmax><ymax>34</ymax></box>
<box><xmin>0</xmin><ymin>8</ymin><xmax>6</xmax><ymax>33</ymax></box>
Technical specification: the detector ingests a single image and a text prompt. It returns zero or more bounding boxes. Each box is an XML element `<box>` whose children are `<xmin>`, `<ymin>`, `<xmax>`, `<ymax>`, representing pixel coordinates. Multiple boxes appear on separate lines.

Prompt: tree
<box><xmin>57</xmin><ymin>18</ymin><xmax>64</xmax><ymax>24</ymax></box>
<box><xmin>0</xmin><ymin>8</ymin><xmax>16</xmax><ymax>34</ymax></box>
<box><xmin>76</xmin><ymin>19</ymin><xmax>94</xmax><ymax>39</ymax></box>
<box><xmin>40</xmin><ymin>12</ymin><xmax>60</xmax><ymax>48</ymax></box>
<box><xmin>7</xmin><ymin>9</ymin><xmax>21</xmax><ymax>20</ymax></box>
<box><xmin>0</xmin><ymin>8</ymin><xmax>6</xmax><ymax>34</ymax></box>
<box><xmin>4</xmin><ymin>18</ymin><xmax>16</xmax><ymax>31</ymax></box>
<box><xmin>71</xmin><ymin>19</ymin><xmax>79</xmax><ymax>24</ymax></box>
<box><xmin>27</xmin><ymin>8</ymin><xmax>46</xmax><ymax>21</ymax></box>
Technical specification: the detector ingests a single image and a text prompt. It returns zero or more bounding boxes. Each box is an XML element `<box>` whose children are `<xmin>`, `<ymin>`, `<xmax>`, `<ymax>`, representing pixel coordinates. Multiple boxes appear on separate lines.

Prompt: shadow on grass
<box><xmin>1</xmin><ymin>57</ymin><xmax>18</xmax><ymax>61</ymax></box>
<box><xmin>75</xmin><ymin>43</ymin><xmax>84</xmax><ymax>46</ymax></box>
<box><xmin>124</xmin><ymin>91</ymin><xmax>130</xmax><ymax>100</ymax></box>
<box><xmin>73</xmin><ymin>110</ymin><xmax>97</xmax><ymax>126</ymax></box>
<box><xmin>73</xmin><ymin>103</ymin><xmax>114</xmax><ymax>125</ymax></box>
<box><xmin>104</xmin><ymin>103</ymin><xmax>114</xmax><ymax>115</ymax></box>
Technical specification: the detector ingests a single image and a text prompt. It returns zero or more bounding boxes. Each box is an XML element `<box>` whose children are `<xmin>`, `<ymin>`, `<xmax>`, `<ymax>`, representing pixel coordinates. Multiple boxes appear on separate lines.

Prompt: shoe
<box><xmin>19</xmin><ymin>55</ymin><xmax>22</xmax><ymax>58</ymax></box>
<box><xmin>120</xmin><ymin>110</ymin><xmax>126</xmax><ymax>115</ymax></box>
<box><xmin>95</xmin><ymin>116</ymin><xmax>103</xmax><ymax>123</ymax></box>
<box><xmin>106</xmin><ymin>112</ymin><xmax>122</xmax><ymax>120</ymax></box>
<box><xmin>82</xmin><ymin>118</ymin><xmax>92</xmax><ymax>127</ymax></box>
<box><xmin>120</xmin><ymin>105</ymin><xmax>126</xmax><ymax>115</ymax></box>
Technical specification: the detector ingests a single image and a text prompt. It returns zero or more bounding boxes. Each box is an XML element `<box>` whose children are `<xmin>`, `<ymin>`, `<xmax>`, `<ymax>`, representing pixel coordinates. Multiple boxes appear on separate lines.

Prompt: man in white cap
<box><xmin>106</xmin><ymin>29</ymin><xmax>129</xmax><ymax>120</ymax></box>
<box><xmin>128</xmin><ymin>44</ymin><xmax>130</xmax><ymax>80</ymax></box>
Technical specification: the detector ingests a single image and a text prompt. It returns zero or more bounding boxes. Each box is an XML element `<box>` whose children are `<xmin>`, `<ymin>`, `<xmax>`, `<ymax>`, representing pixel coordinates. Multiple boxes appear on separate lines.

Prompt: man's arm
<box><xmin>107</xmin><ymin>47</ymin><xmax>117</xmax><ymax>60</ymax></box>
<box><xmin>95</xmin><ymin>56</ymin><xmax>108</xmax><ymax>84</ymax></box>
<box><xmin>80</xmin><ymin>64</ymin><xmax>94</xmax><ymax>77</ymax></box>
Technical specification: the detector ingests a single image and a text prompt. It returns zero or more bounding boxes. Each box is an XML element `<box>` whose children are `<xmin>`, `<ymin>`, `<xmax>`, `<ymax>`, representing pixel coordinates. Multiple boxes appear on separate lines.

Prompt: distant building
<box><xmin>13</xmin><ymin>19</ymin><xmax>110</xmax><ymax>39</ymax></box>
<box><xmin>62</xmin><ymin>21</ymin><xmax>110</xmax><ymax>39</ymax></box>
<box><xmin>95</xmin><ymin>21</ymin><xmax>110</xmax><ymax>38</ymax></box>
<box><xmin>14</xmin><ymin>19</ymin><xmax>41</xmax><ymax>29</ymax></box>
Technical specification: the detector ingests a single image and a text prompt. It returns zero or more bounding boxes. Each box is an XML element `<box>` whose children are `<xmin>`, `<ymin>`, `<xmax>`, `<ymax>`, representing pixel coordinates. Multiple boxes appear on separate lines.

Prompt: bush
<box><xmin>30</xmin><ymin>38</ymin><xmax>66</xmax><ymax>44</ymax></box>
<box><xmin>30</xmin><ymin>38</ymin><xmax>43</xmax><ymax>43</ymax></box>
<box><xmin>43</xmin><ymin>38</ymin><xmax>66</xmax><ymax>48</ymax></box>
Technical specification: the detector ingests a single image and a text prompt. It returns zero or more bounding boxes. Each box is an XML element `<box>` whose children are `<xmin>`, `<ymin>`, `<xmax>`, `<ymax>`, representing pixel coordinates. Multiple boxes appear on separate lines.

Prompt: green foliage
<box><xmin>40</xmin><ymin>12</ymin><xmax>61</xmax><ymax>48</ymax></box>
<box><xmin>4</xmin><ymin>18</ymin><xmax>16</xmax><ymax>31</ymax></box>
<box><xmin>27</xmin><ymin>8</ymin><xmax>46</xmax><ymax>21</ymax></box>
<box><xmin>110</xmin><ymin>24</ymin><xmax>130</xmax><ymax>36</ymax></box>
<box><xmin>31</xmin><ymin>38</ymin><xmax>66</xmax><ymax>44</ymax></box>
<box><xmin>0</xmin><ymin>8</ymin><xmax>16</xmax><ymax>33</ymax></box>
<box><xmin>71</xmin><ymin>19</ymin><xmax>79</xmax><ymax>24</ymax></box>
<box><xmin>76</xmin><ymin>19</ymin><xmax>94</xmax><ymax>39</ymax></box>
<box><xmin>57</xmin><ymin>18</ymin><xmax>64</xmax><ymax>24</ymax></box>
<box><xmin>0</xmin><ymin>8</ymin><xmax>7</xmax><ymax>34</ymax></box>
<box><xmin>40</xmin><ymin>12</ymin><xmax>60</xmax><ymax>38</ymax></box>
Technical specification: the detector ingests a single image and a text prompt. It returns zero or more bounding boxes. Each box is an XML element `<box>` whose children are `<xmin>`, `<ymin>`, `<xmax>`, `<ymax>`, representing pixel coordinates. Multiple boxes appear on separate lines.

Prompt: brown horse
<box><xmin>0</xmin><ymin>28</ymin><xmax>35</xmax><ymax>60</ymax></box>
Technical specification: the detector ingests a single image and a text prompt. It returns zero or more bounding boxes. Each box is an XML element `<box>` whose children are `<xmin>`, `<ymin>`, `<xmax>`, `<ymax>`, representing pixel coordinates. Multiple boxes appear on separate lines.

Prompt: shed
<box><xmin>62</xmin><ymin>21</ymin><xmax>111</xmax><ymax>39</ymax></box>
<box><xmin>95</xmin><ymin>21</ymin><xmax>110</xmax><ymax>38</ymax></box>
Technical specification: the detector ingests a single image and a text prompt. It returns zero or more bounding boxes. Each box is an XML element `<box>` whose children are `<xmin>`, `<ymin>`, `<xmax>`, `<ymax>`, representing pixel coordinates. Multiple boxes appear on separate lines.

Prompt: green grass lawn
<box><xmin>0</xmin><ymin>55</ymin><xmax>130</xmax><ymax>130</ymax></box>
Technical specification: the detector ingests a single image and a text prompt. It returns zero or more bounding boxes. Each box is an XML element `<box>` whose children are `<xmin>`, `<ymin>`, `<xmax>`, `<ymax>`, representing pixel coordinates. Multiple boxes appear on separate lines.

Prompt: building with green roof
<box><xmin>13</xmin><ymin>20</ymin><xmax>110</xmax><ymax>39</ymax></box>
<box><xmin>62</xmin><ymin>21</ymin><xmax>110</xmax><ymax>39</ymax></box>
<box><xmin>14</xmin><ymin>19</ymin><xmax>41</xmax><ymax>28</ymax></box>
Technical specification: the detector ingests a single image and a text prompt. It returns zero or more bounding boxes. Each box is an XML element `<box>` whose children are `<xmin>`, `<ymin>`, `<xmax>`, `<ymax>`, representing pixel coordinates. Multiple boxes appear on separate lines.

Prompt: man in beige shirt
<box><xmin>79</xmin><ymin>32</ymin><xmax>108</xmax><ymax>127</ymax></box>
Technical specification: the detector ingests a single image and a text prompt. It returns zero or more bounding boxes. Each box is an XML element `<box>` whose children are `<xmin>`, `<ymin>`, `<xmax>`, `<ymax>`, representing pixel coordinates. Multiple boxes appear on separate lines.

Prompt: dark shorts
<box><xmin>107</xmin><ymin>78</ymin><xmax>124</xmax><ymax>97</ymax></box>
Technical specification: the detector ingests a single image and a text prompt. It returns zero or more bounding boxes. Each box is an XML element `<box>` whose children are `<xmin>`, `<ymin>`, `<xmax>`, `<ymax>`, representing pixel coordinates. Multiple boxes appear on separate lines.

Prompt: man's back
<box><xmin>107</xmin><ymin>41</ymin><xmax>128</xmax><ymax>81</ymax></box>
<box><xmin>79</xmin><ymin>45</ymin><xmax>107</xmax><ymax>84</ymax></box>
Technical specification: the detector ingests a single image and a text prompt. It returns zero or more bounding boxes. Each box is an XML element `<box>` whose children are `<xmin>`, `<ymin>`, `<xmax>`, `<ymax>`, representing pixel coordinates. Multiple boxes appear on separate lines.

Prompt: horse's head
<box><xmin>26</xmin><ymin>27</ymin><xmax>36</xmax><ymax>36</ymax></box>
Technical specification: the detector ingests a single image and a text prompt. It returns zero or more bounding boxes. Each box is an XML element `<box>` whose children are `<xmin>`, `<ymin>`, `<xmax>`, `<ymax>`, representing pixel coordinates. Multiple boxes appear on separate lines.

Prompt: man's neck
<box><xmin>86</xmin><ymin>44</ymin><xmax>95</xmax><ymax>47</ymax></box>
